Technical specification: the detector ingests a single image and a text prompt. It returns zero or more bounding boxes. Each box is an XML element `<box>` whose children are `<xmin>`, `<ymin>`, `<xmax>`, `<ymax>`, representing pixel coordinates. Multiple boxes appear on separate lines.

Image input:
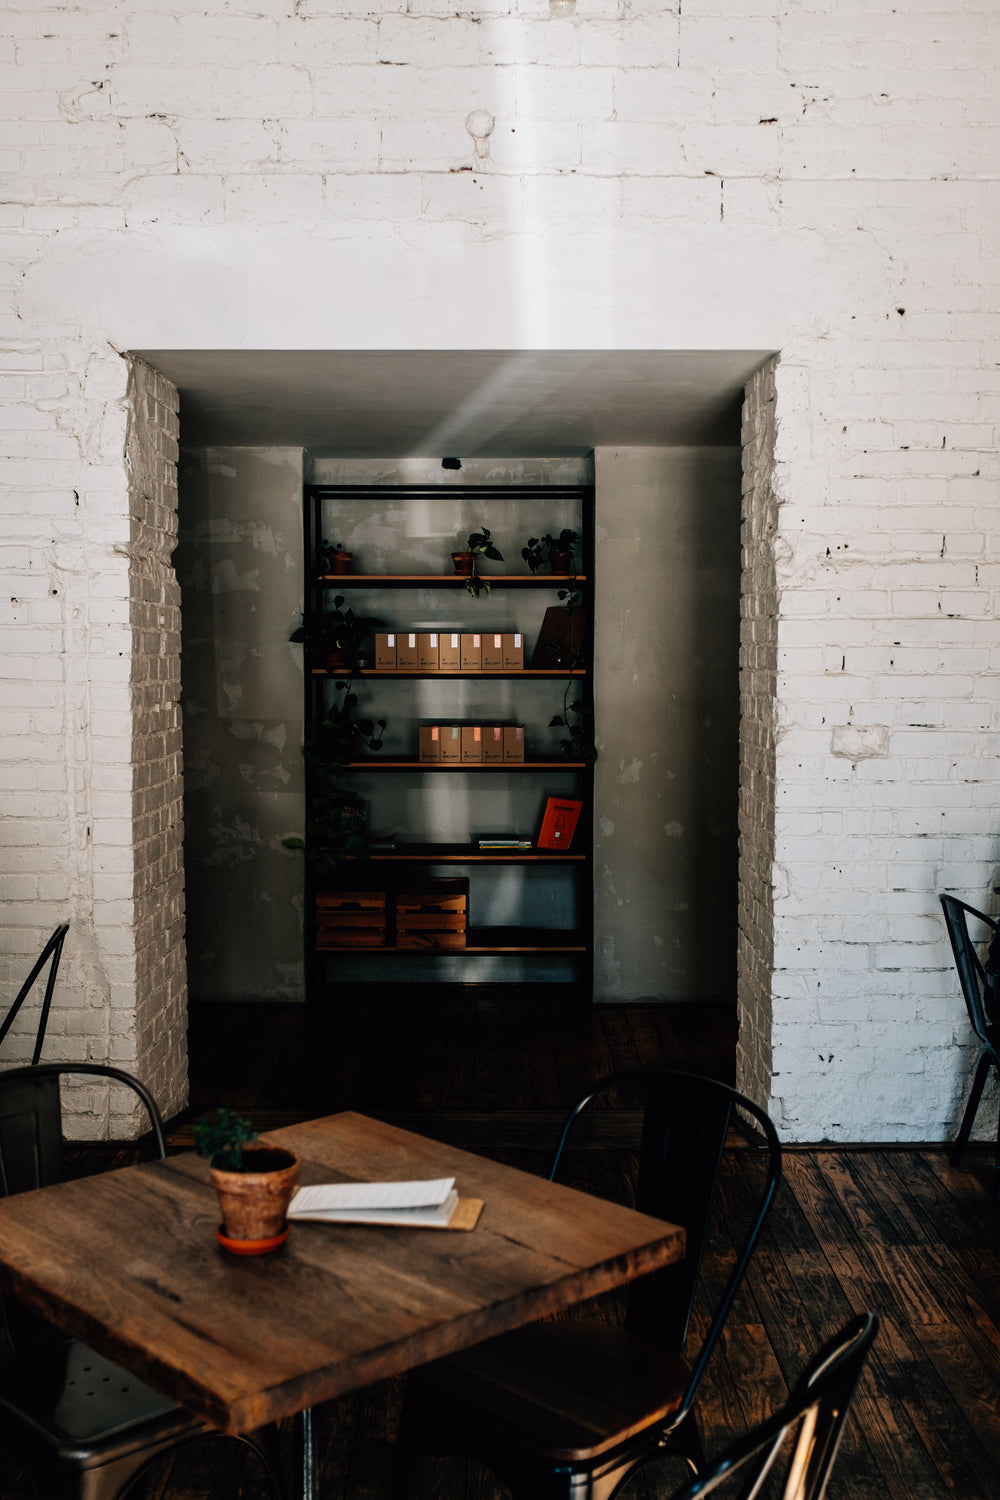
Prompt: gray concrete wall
<box><xmin>175</xmin><ymin>447</ymin><xmax>305</xmax><ymax>1002</ymax></box>
<box><xmin>593</xmin><ymin>446</ymin><xmax>742</xmax><ymax>1002</ymax></box>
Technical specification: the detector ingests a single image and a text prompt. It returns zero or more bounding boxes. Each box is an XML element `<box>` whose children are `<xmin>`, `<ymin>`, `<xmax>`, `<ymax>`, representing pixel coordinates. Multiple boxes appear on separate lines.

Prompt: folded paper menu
<box><xmin>288</xmin><ymin>1178</ymin><xmax>482</xmax><ymax>1230</ymax></box>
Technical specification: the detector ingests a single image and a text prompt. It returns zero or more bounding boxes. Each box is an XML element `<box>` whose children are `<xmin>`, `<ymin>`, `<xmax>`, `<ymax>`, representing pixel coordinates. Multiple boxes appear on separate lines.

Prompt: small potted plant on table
<box><xmin>195</xmin><ymin>1107</ymin><xmax>299</xmax><ymax>1254</ymax></box>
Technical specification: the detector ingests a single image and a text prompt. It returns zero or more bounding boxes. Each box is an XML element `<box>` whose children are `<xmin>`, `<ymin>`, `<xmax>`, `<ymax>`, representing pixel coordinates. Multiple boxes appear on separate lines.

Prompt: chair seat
<box><xmin>0</xmin><ymin>1337</ymin><xmax>202</xmax><ymax>1456</ymax></box>
<box><xmin>414</xmin><ymin>1321</ymin><xmax>689</xmax><ymax>1463</ymax></box>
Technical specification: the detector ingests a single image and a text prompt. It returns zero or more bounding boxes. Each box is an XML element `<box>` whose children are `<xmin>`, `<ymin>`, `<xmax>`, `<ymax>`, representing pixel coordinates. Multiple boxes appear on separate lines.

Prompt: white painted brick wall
<box><xmin>1</xmin><ymin>0</ymin><xmax>997</xmax><ymax>1140</ymax></box>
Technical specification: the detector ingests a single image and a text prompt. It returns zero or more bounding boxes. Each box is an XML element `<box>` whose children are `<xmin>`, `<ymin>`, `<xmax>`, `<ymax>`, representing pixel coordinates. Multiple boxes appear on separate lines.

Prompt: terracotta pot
<box><xmin>549</xmin><ymin>548</ymin><xmax>574</xmax><ymax>574</ymax></box>
<box><xmin>323</xmin><ymin>643</ymin><xmax>350</xmax><ymax>672</ymax></box>
<box><xmin>210</xmin><ymin>1145</ymin><xmax>299</xmax><ymax>1242</ymax></box>
<box><xmin>451</xmin><ymin>551</ymin><xmax>474</xmax><ymax>576</ymax></box>
<box><xmin>330</xmin><ymin>551</ymin><xmax>353</xmax><ymax>574</ymax></box>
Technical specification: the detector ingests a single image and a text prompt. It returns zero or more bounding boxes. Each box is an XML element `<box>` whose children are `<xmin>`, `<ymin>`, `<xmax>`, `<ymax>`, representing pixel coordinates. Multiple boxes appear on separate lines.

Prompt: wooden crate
<box><xmin>316</xmin><ymin>890</ymin><xmax>387</xmax><ymax>949</ymax></box>
<box><xmin>394</xmin><ymin>879</ymin><xmax>468</xmax><ymax>951</ymax></box>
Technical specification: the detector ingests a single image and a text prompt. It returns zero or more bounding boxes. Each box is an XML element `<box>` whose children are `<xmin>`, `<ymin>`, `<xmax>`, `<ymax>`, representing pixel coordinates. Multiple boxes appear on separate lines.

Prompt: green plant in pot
<box><xmin>521</xmin><ymin>529</ymin><xmax>580</xmax><ymax>575</ymax></box>
<box><xmin>282</xmin><ymin>681</ymin><xmax>386</xmax><ymax>876</ymax></box>
<box><xmin>195</xmin><ymin>1107</ymin><xmax>299</xmax><ymax>1250</ymax></box>
<box><xmin>544</xmin><ymin>582</ymin><xmax>597</xmax><ymax>762</ymax></box>
<box><xmin>290</xmin><ymin>597</ymin><xmax>380</xmax><ymax>673</ymax></box>
<box><xmin>453</xmin><ymin>525</ymin><xmax>503</xmax><ymax>597</ymax></box>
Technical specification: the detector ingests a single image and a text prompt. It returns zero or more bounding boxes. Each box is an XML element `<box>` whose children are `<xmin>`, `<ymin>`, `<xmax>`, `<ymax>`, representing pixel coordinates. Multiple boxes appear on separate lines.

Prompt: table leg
<box><xmin>293</xmin><ymin>1406</ymin><xmax>316</xmax><ymax>1500</ymax></box>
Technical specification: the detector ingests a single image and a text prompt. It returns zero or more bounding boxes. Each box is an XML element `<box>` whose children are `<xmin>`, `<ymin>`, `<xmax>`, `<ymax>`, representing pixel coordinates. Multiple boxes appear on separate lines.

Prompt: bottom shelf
<box><xmin>317</xmin><ymin>926</ymin><xmax>589</xmax><ymax>955</ymax></box>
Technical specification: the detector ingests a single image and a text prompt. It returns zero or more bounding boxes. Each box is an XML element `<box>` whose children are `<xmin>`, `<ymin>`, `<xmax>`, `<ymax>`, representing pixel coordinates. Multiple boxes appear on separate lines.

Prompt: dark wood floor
<box><xmin>4</xmin><ymin>989</ymin><xmax>1000</xmax><ymax>1499</ymax></box>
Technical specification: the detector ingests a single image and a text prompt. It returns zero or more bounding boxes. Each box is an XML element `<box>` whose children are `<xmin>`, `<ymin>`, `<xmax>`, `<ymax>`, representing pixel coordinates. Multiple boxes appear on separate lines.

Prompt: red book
<box><xmin>536</xmin><ymin>797</ymin><xmax>582</xmax><ymax>851</ymax></box>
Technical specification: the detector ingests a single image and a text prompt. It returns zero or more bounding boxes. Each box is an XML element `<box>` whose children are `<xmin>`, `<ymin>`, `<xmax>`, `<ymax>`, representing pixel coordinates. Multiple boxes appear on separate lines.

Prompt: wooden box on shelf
<box><xmin>395</xmin><ymin>878</ymin><xmax>469</xmax><ymax>951</ymax></box>
<box><xmin>316</xmin><ymin>889</ymin><xmax>387</xmax><ymax>948</ymax></box>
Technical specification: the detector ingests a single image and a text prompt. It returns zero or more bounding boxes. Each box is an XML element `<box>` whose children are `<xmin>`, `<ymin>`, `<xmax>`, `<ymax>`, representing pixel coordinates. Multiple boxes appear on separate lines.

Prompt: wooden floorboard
<box><xmin>2</xmin><ymin>994</ymin><xmax>999</xmax><ymax>1498</ymax></box>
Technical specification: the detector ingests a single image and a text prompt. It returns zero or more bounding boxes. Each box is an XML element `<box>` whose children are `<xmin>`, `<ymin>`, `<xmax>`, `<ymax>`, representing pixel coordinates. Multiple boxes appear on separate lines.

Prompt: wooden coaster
<box><xmin>448</xmin><ymin>1198</ymin><xmax>484</xmax><ymax>1231</ymax></box>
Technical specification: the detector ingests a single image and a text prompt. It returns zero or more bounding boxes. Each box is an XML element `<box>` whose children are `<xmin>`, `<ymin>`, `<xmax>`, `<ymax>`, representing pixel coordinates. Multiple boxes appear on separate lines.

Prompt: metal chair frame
<box><xmin>664</xmin><ymin>1313</ymin><xmax>878</xmax><ymax>1500</ymax></box>
<box><xmin>0</xmin><ymin>1062</ymin><xmax>284</xmax><ymax>1500</ymax></box>
<box><xmin>393</xmin><ymin>1068</ymin><xmax>783</xmax><ymax>1500</ymax></box>
<box><xmin>939</xmin><ymin>894</ymin><xmax>1000</xmax><ymax>1202</ymax></box>
<box><xmin>0</xmin><ymin>923</ymin><xmax>69</xmax><ymax>1063</ymax></box>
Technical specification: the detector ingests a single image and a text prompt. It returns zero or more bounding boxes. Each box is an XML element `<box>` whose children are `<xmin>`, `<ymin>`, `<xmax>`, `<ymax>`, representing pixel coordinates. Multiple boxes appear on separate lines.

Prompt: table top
<box><xmin>0</xmin><ymin>1111</ymin><xmax>684</xmax><ymax>1435</ymax></box>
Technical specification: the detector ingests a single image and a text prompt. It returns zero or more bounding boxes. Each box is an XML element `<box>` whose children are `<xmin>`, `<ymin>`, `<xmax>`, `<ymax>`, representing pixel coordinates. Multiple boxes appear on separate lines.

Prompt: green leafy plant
<box><xmin>282</xmin><ymin>678</ymin><xmax>387</xmax><ymax>875</ymax></box>
<box><xmin>194</xmin><ymin>1107</ymin><xmax>259</xmax><ymax>1171</ymax></box>
<box><xmin>543</xmin><ymin>581</ymin><xmax>597</xmax><ymax>762</ymax></box>
<box><xmin>464</xmin><ymin>525</ymin><xmax>503</xmax><ymax>598</ymax></box>
<box><xmin>289</xmin><ymin>596</ymin><xmax>380</xmax><ymax>671</ymax></box>
<box><xmin>521</xmin><ymin>529</ymin><xmax>580</xmax><ymax>574</ymax></box>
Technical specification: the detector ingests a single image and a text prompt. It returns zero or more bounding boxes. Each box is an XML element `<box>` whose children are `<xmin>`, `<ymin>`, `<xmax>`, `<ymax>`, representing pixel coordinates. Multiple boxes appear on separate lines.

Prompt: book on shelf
<box><xmin>536</xmin><ymin>797</ymin><xmax>583</xmax><ymax>851</ymax></box>
<box><xmin>475</xmin><ymin>835</ymin><xmax>534</xmax><ymax>851</ymax></box>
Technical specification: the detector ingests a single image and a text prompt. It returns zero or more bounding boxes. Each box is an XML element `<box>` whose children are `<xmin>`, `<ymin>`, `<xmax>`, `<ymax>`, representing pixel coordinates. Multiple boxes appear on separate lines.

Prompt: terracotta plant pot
<box><xmin>210</xmin><ymin>1145</ymin><xmax>299</xmax><ymax>1243</ymax></box>
<box><xmin>549</xmin><ymin>548</ymin><xmax>574</xmax><ymax>574</ymax></box>
<box><xmin>323</xmin><ymin>643</ymin><xmax>351</xmax><ymax>672</ymax></box>
<box><xmin>330</xmin><ymin>551</ymin><xmax>353</xmax><ymax>574</ymax></box>
<box><xmin>451</xmin><ymin>551</ymin><xmax>474</xmax><ymax>576</ymax></box>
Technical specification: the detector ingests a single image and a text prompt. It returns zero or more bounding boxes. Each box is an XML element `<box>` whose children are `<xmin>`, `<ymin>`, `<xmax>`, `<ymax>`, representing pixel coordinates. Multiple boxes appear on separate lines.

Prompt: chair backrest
<box><xmin>0</xmin><ymin>1063</ymin><xmax>166</xmax><ymax>1199</ymax></box>
<box><xmin>549</xmin><ymin>1069</ymin><xmax>782</xmax><ymax>1421</ymax></box>
<box><xmin>666</xmin><ymin>1313</ymin><xmax>878</xmax><ymax>1500</ymax></box>
<box><xmin>0</xmin><ymin>1064</ymin><xmax>166</xmax><ymax>1356</ymax></box>
<box><xmin>940</xmin><ymin>895</ymin><xmax>1000</xmax><ymax>1044</ymax></box>
<box><xmin>0</xmin><ymin>924</ymin><xmax>69</xmax><ymax>1065</ymax></box>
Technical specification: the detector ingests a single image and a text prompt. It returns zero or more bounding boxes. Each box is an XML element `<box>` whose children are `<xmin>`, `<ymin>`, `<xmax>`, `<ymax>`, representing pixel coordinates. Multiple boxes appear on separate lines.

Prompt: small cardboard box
<box><xmin>502</xmin><ymin>632</ymin><xmax>524</xmax><ymax>670</ymax></box>
<box><xmin>461</xmin><ymin>725</ymin><xmax>483</xmax><ymax>763</ymax></box>
<box><xmin>503</xmin><ymin>725</ymin><xmax>525</xmax><ymax>762</ymax></box>
<box><xmin>417</xmin><ymin>632</ymin><xmax>439</xmax><ymax>671</ymax></box>
<box><xmin>482</xmin><ymin>632</ymin><xmax>504</xmax><ymax>671</ymax></box>
<box><xmin>418</xmin><ymin>725</ymin><xmax>441</xmax><ymax>763</ymax></box>
<box><xmin>483</xmin><ymin>725</ymin><xmax>505</xmax><ymax>764</ymax></box>
<box><xmin>395</xmin><ymin>632</ymin><xmax>419</xmax><ymax>670</ymax></box>
<box><xmin>438</xmin><ymin>631</ymin><xmax>461</xmax><ymax>672</ymax></box>
<box><xmin>460</xmin><ymin>632</ymin><xmax>482</xmax><ymax>670</ymax></box>
<box><xmin>375</xmin><ymin>633</ymin><xmax>397</xmax><ymax>669</ymax></box>
<box><xmin>440</xmin><ymin>725</ymin><xmax>463</xmax><ymax>764</ymax></box>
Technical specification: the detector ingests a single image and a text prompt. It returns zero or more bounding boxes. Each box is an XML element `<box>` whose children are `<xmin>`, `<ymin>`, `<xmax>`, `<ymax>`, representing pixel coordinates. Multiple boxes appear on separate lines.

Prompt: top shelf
<box><xmin>318</xmin><ymin>574</ymin><xmax>588</xmax><ymax>587</ymax></box>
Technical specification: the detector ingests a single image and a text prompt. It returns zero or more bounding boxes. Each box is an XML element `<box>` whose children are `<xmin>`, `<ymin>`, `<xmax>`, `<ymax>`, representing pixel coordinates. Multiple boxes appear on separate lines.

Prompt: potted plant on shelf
<box><xmin>290</xmin><ymin>596</ymin><xmax>380</xmax><ymax>673</ymax></box>
<box><xmin>282</xmin><ymin>682</ymin><xmax>386</xmax><ymax>876</ymax></box>
<box><xmin>321</xmin><ymin>540</ymin><xmax>353</xmax><ymax>575</ymax></box>
<box><xmin>452</xmin><ymin>525</ymin><xmax>503</xmax><ymax>597</ymax></box>
<box><xmin>195</xmin><ymin>1107</ymin><xmax>299</xmax><ymax>1253</ymax></box>
<box><xmin>521</xmin><ymin>529</ymin><xmax>580</xmax><ymax>575</ymax></box>
<box><xmin>541</xmin><ymin>582</ymin><xmax>597</xmax><ymax>762</ymax></box>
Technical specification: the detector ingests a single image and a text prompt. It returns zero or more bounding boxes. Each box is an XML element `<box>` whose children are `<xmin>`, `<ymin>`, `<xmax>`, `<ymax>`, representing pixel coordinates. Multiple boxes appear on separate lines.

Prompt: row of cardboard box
<box><xmin>375</xmin><ymin>631</ymin><xmax>523</xmax><ymax>671</ymax></box>
<box><xmin>419</xmin><ymin>724</ymin><xmax>525</xmax><ymax>763</ymax></box>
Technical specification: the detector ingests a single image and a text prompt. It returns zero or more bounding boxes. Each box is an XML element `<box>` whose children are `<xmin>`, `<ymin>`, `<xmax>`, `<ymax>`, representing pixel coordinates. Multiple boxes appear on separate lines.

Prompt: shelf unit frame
<box><xmin>301</xmin><ymin>482</ymin><xmax>595</xmax><ymax>996</ymax></box>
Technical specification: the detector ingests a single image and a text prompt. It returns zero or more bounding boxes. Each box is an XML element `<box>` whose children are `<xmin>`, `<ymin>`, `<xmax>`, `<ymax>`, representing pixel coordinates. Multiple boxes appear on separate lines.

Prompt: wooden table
<box><xmin>0</xmin><ymin>1112</ymin><xmax>684</xmax><ymax>1490</ymax></box>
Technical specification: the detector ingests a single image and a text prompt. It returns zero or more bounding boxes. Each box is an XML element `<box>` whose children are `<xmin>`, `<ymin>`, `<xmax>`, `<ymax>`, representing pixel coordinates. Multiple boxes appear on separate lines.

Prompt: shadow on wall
<box><xmin>175</xmin><ymin>447</ymin><xmax>306</xmax><ymax>1003</ymax></box>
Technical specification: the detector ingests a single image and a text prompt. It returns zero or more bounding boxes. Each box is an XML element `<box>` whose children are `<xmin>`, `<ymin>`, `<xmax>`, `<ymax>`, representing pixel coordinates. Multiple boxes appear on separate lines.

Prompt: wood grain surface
<box><xmin>0</xmin><ymin>1112</ymin><xmax>683</xmax><ymax>1436</ymax></box>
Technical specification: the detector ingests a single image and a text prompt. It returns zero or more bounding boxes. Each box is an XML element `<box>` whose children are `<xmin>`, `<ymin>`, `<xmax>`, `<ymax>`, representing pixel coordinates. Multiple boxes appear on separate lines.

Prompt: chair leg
<box><xmin>952</xmin><ymin>1051</ymin><xmax>992</xmax><ymax>1166</ymax></box>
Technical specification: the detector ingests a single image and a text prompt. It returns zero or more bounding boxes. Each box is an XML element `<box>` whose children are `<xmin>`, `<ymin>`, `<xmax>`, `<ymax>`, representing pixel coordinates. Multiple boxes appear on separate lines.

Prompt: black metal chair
<box><xmin>666</xmin><ymin>1313</ymin><xmax>878</xmax><ymax>1500</ymax></box>
<box><xmin>0</xmin><ymin>923</ymin><xmax>69</xmax><ymax>1063</ymax></box>
<box><xmin>939</xmin><ymin>894</ymin><xmax>1000</xmax><ymax>1202</ymax></box>
<box><xmin>392</xmin><ymin>1069</ymin><xmax>783</xmax><ymax>1500</ymax></box>
<box><xmin>0</xmin><ymin>1063</ymin><xmax>285</xmax><ymax>1500</ymax></box>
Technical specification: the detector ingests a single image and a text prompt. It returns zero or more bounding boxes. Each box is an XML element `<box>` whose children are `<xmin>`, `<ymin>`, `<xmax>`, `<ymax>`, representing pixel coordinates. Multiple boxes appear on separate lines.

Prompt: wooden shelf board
<box><xmin>317</xmin><ymin>928</ymin><xmax>589</xmax><ymax>956</ymax></box>
<box><xmin>363</xmin><ymin>843</ymin><xmax>587</xmax><ymax>863</ymax></box>
<box><xmin>318</xmin><ymin>574</ymin><xmax>587</xmax><ymax>586</ymax></box>
<box><xmin>344</xmin><ymin>759</ymin><xmax>588</xmax><ymax>771</ymax></box>
<box><xmin>310</xmin><ymin>669</ymin><xmax>585</xmax><ymax>679</ymax></box>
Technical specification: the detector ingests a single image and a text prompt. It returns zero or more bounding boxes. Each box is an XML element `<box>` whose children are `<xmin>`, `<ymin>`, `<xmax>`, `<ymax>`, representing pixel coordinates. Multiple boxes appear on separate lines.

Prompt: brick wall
<box><xmin>737</xmin><ymin>357</ymin><xmax>778</xmax><ymax>1117</ymax></box>
<box><xmin>125</xmin><ymin>359</ymin><xmax>188</xmax><ymax>1125</ymax></box>
<box><xmin>0</xmin><ymin>0</ymin><xmax>997</xmax><ymax>1139</ymax></box>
